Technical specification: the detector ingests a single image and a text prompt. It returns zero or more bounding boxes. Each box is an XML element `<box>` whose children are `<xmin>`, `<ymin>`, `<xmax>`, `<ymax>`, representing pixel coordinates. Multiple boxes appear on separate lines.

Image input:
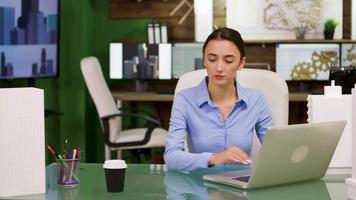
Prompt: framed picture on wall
<box><xmin>226</xmin><ymin>0</ymin><xmax>343</xmax><ymax>40</ymax></box>
<box><xmin>341</xmin><ymin>43</ymin><xmax>356</xmax><ymax>66</ymax></box>
<box><xmin>276</xmin><ymin>44</ymin><xmax>340</xmax><ymax>80</ymax></box>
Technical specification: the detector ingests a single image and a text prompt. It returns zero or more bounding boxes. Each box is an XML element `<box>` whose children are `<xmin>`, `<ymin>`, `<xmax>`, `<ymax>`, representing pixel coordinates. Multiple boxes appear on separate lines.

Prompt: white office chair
<box><xmin>175</xmin><ymin>69</ymin><xmax>289</xmax><ymax>158</ymax></box>
<box><xmin>80</xmin><ymin>57</ymin><xmax>167</xmax><ymax>160</ymax></box>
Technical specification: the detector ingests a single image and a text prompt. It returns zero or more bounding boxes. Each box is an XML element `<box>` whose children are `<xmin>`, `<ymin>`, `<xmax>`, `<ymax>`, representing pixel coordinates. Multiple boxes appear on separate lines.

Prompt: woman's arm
<box><xmin>164</xmin><ymin>93</ymin><xmax>213</xmax><ymax>171</ymax></box>
<box><xmin>255</xmin><ymin>95</ymin><xmax>273</xmax><ymax>143</ymax></box>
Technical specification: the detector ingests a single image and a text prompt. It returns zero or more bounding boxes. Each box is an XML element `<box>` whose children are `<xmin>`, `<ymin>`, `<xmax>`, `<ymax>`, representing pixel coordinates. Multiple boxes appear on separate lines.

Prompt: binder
<box><xmin>154</xmin><ymin>23</ymin><xmax>161</xmax><ymax>44</ymax></box>
<box><xmin>147</xmin><ymin>23</ymin><xmax>154</xmax><ymax>44</ymax></box>
<box><xmin>160</xmin><ymin>23</ymin><xmax>168</xmax><ymax>43</ymax></box>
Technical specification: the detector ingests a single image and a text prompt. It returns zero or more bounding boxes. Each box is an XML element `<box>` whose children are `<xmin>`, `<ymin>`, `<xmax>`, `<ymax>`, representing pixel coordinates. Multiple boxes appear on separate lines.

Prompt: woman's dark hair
<box><xmin>202</xmin><ymin>27</ymin><xmax>246</xmax><ymax>60</ymax></box>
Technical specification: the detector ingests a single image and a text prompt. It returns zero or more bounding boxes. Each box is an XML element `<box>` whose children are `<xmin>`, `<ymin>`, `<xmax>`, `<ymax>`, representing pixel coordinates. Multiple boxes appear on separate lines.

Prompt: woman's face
<box><xmin>204</xmin><ymin>39</ymin><xmax>245</xmax><ymax>87</ymax></box>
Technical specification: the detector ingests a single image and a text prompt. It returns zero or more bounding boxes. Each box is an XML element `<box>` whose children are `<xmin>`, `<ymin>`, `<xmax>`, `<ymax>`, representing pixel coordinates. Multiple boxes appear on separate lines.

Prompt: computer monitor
<box><xmin>172</xmin><ymin>43</ymin><xmax>204</xmax><ymax>79</ymax></box>
<box><xmin>110</xmin><ymin>43</ymin><xmax>171</xmax><ymax>80</ymax></box>
<box><xmin>0</xmin><ymin>0</ymin><xmax>59</xmax><ymax>81</ymax></box>
<box><xmin>276</xmin><ymin>44</ymin><xmax>340</xmax><ymax>81</ymax></box>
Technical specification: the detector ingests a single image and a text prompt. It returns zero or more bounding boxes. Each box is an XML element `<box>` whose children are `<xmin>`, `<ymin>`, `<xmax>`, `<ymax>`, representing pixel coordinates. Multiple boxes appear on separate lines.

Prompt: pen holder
<box><xmin>57</xmin><ymin>158</ymin><xmax>80</xmax><ymax>187</ymax></box>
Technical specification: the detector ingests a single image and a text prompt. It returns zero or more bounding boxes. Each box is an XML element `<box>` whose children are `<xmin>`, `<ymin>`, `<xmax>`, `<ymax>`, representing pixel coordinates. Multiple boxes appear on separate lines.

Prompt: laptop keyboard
<box><xmin>232</xmin><ymin>176</ymin><xmax>250</xmax><ymax>183</ymax></box>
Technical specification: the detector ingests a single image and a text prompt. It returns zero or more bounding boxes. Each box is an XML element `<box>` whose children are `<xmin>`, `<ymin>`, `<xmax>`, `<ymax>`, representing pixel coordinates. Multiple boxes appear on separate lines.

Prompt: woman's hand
<box><xmin>208</xmin><ymin>147</ymin><xmax>252</xmax><ymax>166</ymax></box>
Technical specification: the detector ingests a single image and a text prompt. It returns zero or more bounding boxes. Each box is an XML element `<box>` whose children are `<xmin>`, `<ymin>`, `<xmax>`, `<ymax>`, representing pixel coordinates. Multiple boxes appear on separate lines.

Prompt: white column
<box><xmin>352</xmin><ymin>0</ymin><xmax>356</xmax><ymax>40</ymax></box>
<box><xmin>194</xmin><ymin>0</ymin><xmax>213</xmax><ymax>42</ymax></box>
<box><xmin>346</xmin><ymin>84</ymin><xmax>356</xmax><ymax>193</ymax></box>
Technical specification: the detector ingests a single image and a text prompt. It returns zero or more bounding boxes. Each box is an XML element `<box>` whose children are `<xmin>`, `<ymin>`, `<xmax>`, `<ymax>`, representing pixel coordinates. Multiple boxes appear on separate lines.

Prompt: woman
<box><xmin>164</xmin><ymin>28</ymin><xmax>273</xmax><ymax>171</ymax></box>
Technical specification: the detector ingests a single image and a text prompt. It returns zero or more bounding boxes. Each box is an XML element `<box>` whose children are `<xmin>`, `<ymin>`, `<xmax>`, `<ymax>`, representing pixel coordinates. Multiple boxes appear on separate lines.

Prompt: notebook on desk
<box><xmin>203</xmin><ymin>120</ymin><xmax>347</xmax><ymax>189</ymax></box>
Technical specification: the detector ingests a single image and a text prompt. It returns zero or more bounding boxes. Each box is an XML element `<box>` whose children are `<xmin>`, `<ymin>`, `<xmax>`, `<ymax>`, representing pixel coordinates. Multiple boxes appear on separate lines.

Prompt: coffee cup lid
<box><xmin>103</xmin><ymin>159</ymin><xmax>127</xmax><ymax>169</ymax></box>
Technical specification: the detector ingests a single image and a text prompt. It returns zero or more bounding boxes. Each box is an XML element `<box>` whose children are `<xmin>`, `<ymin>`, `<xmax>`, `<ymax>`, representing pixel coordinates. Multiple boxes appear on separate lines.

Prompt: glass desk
<box><xmin>7</xmin><ymin>163</ymin><xmax>354</xmax><ymax>200</ymax></box>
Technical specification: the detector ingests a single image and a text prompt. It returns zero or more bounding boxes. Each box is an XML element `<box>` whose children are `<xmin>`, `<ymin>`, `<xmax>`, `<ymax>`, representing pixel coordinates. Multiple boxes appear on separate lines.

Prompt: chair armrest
<box><xmin>101</xmin><ymin>112</ymin><xmax>161</xmax><ymax>148</ymax></box>
<box><xmin>117</xmin><ymin>107</ymin><xmax>158</xmax><ymax>118</ymax></box>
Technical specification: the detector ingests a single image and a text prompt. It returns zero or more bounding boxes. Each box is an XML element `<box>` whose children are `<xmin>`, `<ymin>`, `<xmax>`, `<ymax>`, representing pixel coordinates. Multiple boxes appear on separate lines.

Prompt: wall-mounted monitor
<box><xmin>110</xmin><ymin>43</ymin><xmax>171</xmax><ymax>80</ymax></box>
<box><xmin>0</xmin><ymin>0</ymin><xmax>59</xmax><ymax>80</ymax></box>
<box><xmin>276</xmin><ymin>44</ymin><xmax>340</xmax><ymax>81</ymax></box>
<box><xmin>172</xmin><ymin>43</ymin><xmax>204</xmax><ymax>79</ymax></box>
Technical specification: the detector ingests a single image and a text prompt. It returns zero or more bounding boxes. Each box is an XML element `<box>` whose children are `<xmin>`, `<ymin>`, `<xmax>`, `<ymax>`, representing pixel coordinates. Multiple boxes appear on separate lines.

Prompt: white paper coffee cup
<box><xmin>103</xmin><ymin>159</ymin><xmax>127</xmax><ymax>192</ymax></box>
<box><xmin>103</xmin><ymin>159</ymin><xmax>127</xmax><ymax>169</ymax></box>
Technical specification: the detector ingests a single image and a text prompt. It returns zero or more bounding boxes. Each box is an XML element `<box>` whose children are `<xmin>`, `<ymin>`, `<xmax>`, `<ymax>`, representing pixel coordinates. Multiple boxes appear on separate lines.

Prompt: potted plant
<box><xmin>324</xmin><ymin>19</ymin><xmax>338</xmax><ymax>40</ymax></box>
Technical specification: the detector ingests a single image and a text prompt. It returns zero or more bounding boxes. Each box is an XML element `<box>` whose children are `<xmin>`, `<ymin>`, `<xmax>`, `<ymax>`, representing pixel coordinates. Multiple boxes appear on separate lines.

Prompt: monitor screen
<box><xmin>0</xmin><ymin>0</ymin><xmax>59</xmax><ymax>80</ymax></box>
<box><xmin>110</xmin><ymin>43</ymin><xmax>172</xmax><ymax>80</ymax></box>
<box><xmin>276</xmin><ymin>44</ymin><xmax>340</xmax><ymax>80</ymax></box>
<box><xmin>172</xmin><ymin>43</ymin><xmax>204</xmax><ymax>79</ymax></box>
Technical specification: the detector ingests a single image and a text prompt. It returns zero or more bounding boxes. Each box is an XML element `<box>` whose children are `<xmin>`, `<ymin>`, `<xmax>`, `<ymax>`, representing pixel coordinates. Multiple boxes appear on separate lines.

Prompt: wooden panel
<box><xmin>245</xmin><ymin>44</ymin><xmax>276</xmax><ymax>71</ymax></box>
<box><xmin>110</xmin><ymin>0</ymin><xmax>192</xmax><ymax>18</ymax></box>
<box><xmin>343</xmin><ymin>0</ymin><xmax>351</xmax><ymax>39</ymax></box>
<box><xmin>213</xmin><ymin>0</ymin><xmax>226</xmax><ymax>27</ymax></box>
<box><xmin>110</xmin><ymin>0</ymin><xmax>194</xmax><ymax>41</ymax></box>
<box><xmin>160</xmin><ymin>17</ymin><xmax>194</xmax><ymax>42</ymax></box>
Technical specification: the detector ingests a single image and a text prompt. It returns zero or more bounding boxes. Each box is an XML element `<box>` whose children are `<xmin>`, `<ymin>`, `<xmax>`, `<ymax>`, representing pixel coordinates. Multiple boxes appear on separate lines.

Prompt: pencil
<box><xmin>69</xmin><ymin>149</ymin><xmax>77</xmax><ymax>181</ymax></box>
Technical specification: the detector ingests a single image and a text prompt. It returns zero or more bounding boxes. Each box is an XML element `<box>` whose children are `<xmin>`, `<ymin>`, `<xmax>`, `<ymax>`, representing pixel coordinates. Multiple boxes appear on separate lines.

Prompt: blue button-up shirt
<box><xmin>164</xmin><ymin>77</ymin><xmax>273</xmax><ymax>171</ymax></box>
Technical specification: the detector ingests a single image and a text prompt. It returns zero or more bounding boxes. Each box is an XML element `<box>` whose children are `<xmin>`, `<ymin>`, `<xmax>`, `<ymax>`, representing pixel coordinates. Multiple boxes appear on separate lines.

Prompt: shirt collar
<box><xmin>196</xmin><ymin>76</ymin><xmax>249</xmax><ymax>107</ymax></box>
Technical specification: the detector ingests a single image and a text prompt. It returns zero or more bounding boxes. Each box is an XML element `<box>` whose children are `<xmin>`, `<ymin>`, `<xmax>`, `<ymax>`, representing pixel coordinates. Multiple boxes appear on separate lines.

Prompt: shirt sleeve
<box><xmin>164</xmin><ymin>93</ymin><xmax>213</xmax><ymax>171</ymax></box>
<box><xmin>255</xmin><ymin>94</ymin><xmax>273</xmax><ymax>143</ymax></box>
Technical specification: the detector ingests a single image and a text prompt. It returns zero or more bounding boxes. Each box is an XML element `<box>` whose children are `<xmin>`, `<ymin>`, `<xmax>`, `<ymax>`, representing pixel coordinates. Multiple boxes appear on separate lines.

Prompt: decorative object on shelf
<box><xmin>323</xmin><ymin>18</ymin><xmax>338</xmax><ymax>40</ymax></box>
<box><xmin>147</xmin><ymin>22</ymin><xmax>168</xmax><ymax>44</ymax></box>
<box><xmin>294</xmin><ymin>21</ymin><xmax>309</xmax><ymax>40</ymax></box>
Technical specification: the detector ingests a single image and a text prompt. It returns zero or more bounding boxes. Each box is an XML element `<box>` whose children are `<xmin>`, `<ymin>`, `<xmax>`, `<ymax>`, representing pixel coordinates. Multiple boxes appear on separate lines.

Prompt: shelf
<box><xmin>113</xmin><ymin>91</ymin><xmax>309</xmax><ymax>102</ymax></box>
<box><xmin>246</xmin><ymin>39</ymin><xmax>356</xmax><ymax>44</ymax></box>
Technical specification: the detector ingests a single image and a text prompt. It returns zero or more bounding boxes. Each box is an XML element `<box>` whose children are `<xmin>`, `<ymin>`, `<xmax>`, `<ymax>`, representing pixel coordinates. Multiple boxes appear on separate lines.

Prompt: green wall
<box><xmin>0</xmin><ymin>0</ymin><xmax>150</xmax><ymax>163</ymax></box>
<box><xmin>87</xmin><ymin>1</ymin><xmax>150</xmax><ymax>162</ymax></box>
<box><xmin>41</xmin><ymin>0</ymin><xmax>150</xmax><ymax>163</ymax></box>
<box><xmin>38</xmin><ymin>0</ymin><xmax>94</xmax><ymax>163</ymax></box>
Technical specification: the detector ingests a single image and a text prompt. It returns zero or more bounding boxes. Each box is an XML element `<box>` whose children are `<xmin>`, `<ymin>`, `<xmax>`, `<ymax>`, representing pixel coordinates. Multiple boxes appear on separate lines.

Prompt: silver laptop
<box><xmin>203</xmin><ymin>120</ymin><xmax>347</xmax><ymax>189</ymax></box>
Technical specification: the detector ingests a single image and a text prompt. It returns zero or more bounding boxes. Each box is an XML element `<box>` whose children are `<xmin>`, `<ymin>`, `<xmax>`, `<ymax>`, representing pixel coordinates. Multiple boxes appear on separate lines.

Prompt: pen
<box><xmin>47</xmin><ymin>145</ymin><xmax>57</xmax><ymax>160</ymax></box>
<box><xmin>69</xmin><ymin>149</ymin><xmax>73</xmax><ymax>159</ymax></box>
<box><xmin>77</xmin><ymin>146</ymin><xmax>81</xmax><ymax>159</ymax></box>
<box><xmin>64</xmin><ymin>139</ymin><xmax>68</xmax><ymax>158</ymax></box>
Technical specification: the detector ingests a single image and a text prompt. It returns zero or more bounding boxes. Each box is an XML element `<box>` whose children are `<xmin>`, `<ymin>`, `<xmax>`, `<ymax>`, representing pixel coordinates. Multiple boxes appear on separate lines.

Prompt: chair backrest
<box><xmin>80</xmin><ymin>57</ymin><xmax>120</xmax><ymax>139</ymax></box>
<box><xmin>175</xmin><ymin>69</ymin><xmax>289</xmax><ymax>126</ymax></box>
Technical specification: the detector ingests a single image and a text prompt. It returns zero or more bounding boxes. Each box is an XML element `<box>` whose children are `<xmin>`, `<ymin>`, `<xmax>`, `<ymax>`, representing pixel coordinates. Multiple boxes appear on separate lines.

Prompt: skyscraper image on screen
<box><xmin>110</xmin><ymin>42</ymin><xmax>172</xmax><ymax>80</ymax></box>
<box><xmin>123</xmin><ymin>43</ymin><xmax>159</xmax><ymax>79</ymax></box>
<box><xmin>0</xmin><ymin>0</ymin><xmax>58</xmax><ymax>80</ymax></box>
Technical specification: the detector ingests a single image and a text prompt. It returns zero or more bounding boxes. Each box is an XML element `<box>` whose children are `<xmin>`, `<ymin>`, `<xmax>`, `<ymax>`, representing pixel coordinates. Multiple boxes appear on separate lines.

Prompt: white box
<box><xmin>0</xmin><ymin>88</ymin><xmax>45</xmax><ymax>198</ymax></box>
<box><xmin>346</xmin><ymin>86</ymin><xmax>356</xmax><ymax>189</ymax></box>
<box><xmin>307</xmin><ymin>95</ymin><xmax>352</xmax><ymax>169</ymax></box>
